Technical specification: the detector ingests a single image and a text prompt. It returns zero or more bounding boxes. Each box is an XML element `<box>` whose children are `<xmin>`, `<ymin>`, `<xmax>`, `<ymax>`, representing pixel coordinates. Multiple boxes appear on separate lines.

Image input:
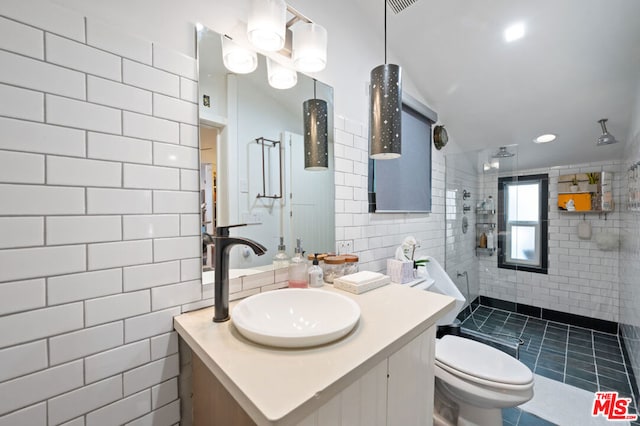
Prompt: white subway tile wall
<box><xmin>444</xmin><ymin>158</ymin><xmax>480</xmax><ymax>303</ymax></box>
<box><xmin>0</xmin><ymin>10</ymin><xmax>200</xmax><ymax>423</ymax></box>
<box><xmin>0</xmin><ymin>340</ymin><xmax>48</xmax><ymax>383</ymax></box>
<box><xmin>0</xmin><ymin>83</ymin><xmax>44</xmax><ymax>122</ymax></box>
<box><xmin>620</xmin><ymin>99</ymin><xmax>640</xmax><ymax>393</ymax></box>
<box><xmin>333</xmin><ymin>117</ymin><xmax>447</xmax><ymax>271</ymax></box>
<box><xmin>150</xmin><ymin>332</ymin><xmax>179</xmax><ymax>361</ymax></box>
<box><xmin>151</xmin><ymin>377</ymin><xmax>178</xmax><ymax>409</ymax></box>
<box><xmin>0</xmin><ymin>16</ymin><xmax>45</xmax><ymax>59</ymax></box>
<box><xmin>8</xmin><ymin>2</ymin><xmax>625</xmax><ymax>424</ymax></box>
<box><xmin>476</xmin><ymin>160</ymin><xmax>623</xmax><ymax>322</ymax></box>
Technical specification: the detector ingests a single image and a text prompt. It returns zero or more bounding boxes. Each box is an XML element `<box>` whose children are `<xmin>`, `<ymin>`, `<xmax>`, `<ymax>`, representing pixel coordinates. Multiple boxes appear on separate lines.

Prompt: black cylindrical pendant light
<box><xmin>303</xmin><ymin>80</ymin><xmax>328</xmax><ymax>170</ymax></box>
<box><xmin>369</xmin><ymin>0</ymin><xmax>402</xmax><ymax>160</ymax></box>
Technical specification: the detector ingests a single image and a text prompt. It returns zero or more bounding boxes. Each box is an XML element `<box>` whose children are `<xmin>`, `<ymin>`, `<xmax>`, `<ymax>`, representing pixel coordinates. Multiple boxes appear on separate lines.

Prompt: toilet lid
<box><xmin>436</xmin><ymin>335</ymin><xmax>533</xmax><ymax>385</ymax></box>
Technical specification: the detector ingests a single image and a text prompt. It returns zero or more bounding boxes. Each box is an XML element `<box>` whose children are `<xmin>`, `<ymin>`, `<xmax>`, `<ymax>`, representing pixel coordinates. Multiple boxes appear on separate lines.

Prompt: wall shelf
<box><xmin>476</xmin><ymin>247</ymin><xmax>495</xmax><ymax>256</ymax></box>
<box><xmin>557</xmin><ymin>171</ymin><xmax>614</xmax><ymax>212</ymax></box>
<box><xmin>476</xmin><ymin>204</ymin><xmax>495</xmax><ymax>256</ymax></box>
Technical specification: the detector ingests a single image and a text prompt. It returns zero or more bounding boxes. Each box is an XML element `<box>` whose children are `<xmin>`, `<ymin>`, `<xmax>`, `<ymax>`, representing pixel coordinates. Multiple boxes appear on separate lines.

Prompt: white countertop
<box><xmin>174</xmin><ymin>283</ymin><xmax>455</xmax><ymax>425</ymax></box>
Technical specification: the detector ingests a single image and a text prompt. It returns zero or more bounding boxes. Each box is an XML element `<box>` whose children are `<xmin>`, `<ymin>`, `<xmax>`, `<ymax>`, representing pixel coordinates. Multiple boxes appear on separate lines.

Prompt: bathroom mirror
<box><xmin>197</xmin><ymin>26</ymin><xmax>335</xmax><ymax>274</ymax></box>
<box><xmin>557</xmin><ymin>171</ymin><xmax>614</xmax><ymax>212</ymax></box>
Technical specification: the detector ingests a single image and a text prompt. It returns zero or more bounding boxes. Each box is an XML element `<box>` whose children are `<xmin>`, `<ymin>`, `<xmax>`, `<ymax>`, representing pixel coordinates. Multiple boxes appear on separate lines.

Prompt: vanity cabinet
<box><xmin>174</xmin><ymin>285</ymin><xmax>453</xmax><ymax>426</ymax></box>
<box><xmin>191</xmin><ymin>327</ymin><xmax>436</xmax><ymax>426</ymax></box>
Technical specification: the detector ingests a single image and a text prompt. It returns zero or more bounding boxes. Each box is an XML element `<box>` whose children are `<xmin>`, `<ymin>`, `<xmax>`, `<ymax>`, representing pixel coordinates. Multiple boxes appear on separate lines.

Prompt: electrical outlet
<box><xmin>336</xmin><ymin>240</ymin><xmax>353</xmax><ymax>254</ymax></box>
<box><xmin>239</xmin><ymin>179</ymin><xmax>248</xmax><ymax>193</ymax></box>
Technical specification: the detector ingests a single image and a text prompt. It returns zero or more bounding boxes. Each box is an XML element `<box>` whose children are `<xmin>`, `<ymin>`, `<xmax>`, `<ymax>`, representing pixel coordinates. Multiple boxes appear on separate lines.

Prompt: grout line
<box><xmin>563</xmin><ymin>325</ymin><xmax>569</xmax><ymax>383</ymax></box>
<box><xmin>592</xmin><ymin>330</ymin><xmax>600</xmax><ymax>391</ymax></box>
<box><xmin>533</xmin><ymin>321</ymin><xmax>549</xmax><ymax>372</ymax></box>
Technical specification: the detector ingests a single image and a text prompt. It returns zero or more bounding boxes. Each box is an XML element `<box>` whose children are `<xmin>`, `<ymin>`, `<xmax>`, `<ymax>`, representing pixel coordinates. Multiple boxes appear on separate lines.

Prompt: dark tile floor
<box><xmin>460</xmin><ymin>305</ymin><xmax>639</xmax><ymax>426</ymax></box>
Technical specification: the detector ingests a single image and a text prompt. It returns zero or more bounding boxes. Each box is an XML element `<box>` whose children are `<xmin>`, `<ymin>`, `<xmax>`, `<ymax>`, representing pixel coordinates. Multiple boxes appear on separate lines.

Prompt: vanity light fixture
<box><xmin>221</xmin><ymin>35</ymin><xmax>258</xmax><ymax>74</ymax></box>
<box><xmin>303</xmin><ymin>79</ymin><xmax>329</xmax><ymax>170</ymax></box>
<box><xmin>369</xmin><ymin>0</ymin><xmax>402</xmax><ymax>160</ymax></box>
<box><xmin>225</xmin><ymin>3</ymin><xmax>328</xmax><ymax>77</ymax></box>
<box><xmin>534</xmin><ymin>133</ymin><xmax>557</xmax><ymax>143</ymax></box>
<box><xmin>247</xmin><ymin>0</ymin><xmax>287</xmax><ymax>51</ymax></box>
<box><xmin>504</xmin><ymin>22</ymin><xmax>525</xmax><ymax>43</ymax></box>
<box><xmin>292</xmin><ymin>22</ymin><xmax>327</xmax><ymax>72</ymax></box>
<box><xmin>267</xmin><ymin>57</ymin><xmax>297</xmax><ymax>89</ymax></box>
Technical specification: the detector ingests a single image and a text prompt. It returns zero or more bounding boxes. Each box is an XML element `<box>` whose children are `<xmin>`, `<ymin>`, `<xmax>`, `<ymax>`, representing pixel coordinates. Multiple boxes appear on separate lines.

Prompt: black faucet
<box><xmin>213</xmin><ymin>224</ymin><xmax>267</xmax><ymax>322</ymax></box>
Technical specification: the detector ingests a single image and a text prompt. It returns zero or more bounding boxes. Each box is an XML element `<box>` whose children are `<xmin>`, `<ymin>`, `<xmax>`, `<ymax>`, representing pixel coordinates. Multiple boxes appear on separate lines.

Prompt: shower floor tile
<box><xmin>459</xmin><ymin>305</ymin><xmax>639</xmax><ymax>426</ymax></box>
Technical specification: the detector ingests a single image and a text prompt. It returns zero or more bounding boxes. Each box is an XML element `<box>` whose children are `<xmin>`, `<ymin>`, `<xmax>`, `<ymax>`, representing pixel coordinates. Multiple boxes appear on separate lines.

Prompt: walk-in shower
<box><xmin>444</xmin><ymin>146</ymin><xmax>523</xmax><ymax>353</ymax></box>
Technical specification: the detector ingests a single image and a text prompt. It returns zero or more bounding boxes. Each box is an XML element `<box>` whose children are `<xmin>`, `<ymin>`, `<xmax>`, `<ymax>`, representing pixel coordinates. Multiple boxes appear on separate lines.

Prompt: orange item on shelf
<box><xmin>558</xmin><ymin>193</ymin><xmax>591</xmax><ymax>211</ymax></box>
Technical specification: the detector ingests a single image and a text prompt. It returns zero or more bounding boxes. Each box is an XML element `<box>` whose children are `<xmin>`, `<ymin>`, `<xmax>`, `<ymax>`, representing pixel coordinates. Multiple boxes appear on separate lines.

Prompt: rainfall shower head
<box><xmin>597</xmin><ymin>118</ymin><xmax>618</xmax><ymax>146</ymax></box>
<box><xmin>387</xmin><ymin>0</ymin><xmax>420</xmax><ymax>14</ymax></box>
<box><xmin>492</xmin><ymin>146</ymin><xmax>515</xmax><ymax>158</ymax></box>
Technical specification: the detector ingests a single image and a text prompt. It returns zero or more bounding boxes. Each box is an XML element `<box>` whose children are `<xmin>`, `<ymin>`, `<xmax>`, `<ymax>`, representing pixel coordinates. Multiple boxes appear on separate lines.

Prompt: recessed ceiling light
<box><xmin>534</xmin><ymin>133</ymin><xmax>557</xmax><ymax>143</ymax></box>
<box><xmin>504</xmin><ymin>22</ymin><xmax>525</xmax><ymax>43</ymax></box>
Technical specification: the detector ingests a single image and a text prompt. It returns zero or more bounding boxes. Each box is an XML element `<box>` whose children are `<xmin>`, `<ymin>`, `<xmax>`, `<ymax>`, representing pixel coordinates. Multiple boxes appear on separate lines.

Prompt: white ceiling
<box><xmin>354</xmin><ymin>0</ymin><xmax>640</xmax><ymax>170</ymax></box>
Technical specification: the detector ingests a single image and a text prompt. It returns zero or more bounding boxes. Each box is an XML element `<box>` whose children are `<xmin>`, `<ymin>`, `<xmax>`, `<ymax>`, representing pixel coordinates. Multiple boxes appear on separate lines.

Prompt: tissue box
<box><xmin>333</xmin><ymin>271</ymin><xmax>390</xmax><ymax>294</ymax></box>
<box><xmin>387</xmin><ymin>259</ymin><xmax>414</xmax><ymax>284</ymax></box>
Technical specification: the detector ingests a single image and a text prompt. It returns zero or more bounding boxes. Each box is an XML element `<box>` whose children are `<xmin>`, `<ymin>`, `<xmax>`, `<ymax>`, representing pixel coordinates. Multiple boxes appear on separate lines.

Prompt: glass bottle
<box><xmin>288</xmin><ymin>239</ymin><xmax>308</xmax><ymax>288</ymax></box>
<box><xmin>308</xmin><ymin>254</ymin><xmax>324</xmax><ymax>288</ymax></box>
<box><xmin>273</xmin><ymin>237</ymin><xmax>290</xmax><ymax>269</ymax></box>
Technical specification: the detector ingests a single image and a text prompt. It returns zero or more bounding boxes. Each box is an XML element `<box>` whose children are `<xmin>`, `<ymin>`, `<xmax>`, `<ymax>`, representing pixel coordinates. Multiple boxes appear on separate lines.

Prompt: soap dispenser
<box><xmin>273</xmin><ymin>237</ymin><xmax>290</xmax><ymax>269</ymax></box>
<box><xmin>288</xmin><ymin>239</ymin><xmax>308</xmax><ymax>288</ymax></box>
<box><xmin>308</xmin><ymin>253</ymin><xmax>324</xmax><ymax>288</ymax></box>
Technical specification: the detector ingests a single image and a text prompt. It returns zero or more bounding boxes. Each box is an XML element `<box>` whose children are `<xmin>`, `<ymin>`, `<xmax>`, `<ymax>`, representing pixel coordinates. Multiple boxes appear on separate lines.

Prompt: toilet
<box><xmin>434</xmin><ymin>335</ymin><xmax>534</xmax><ymax>425</ymax></box>
<box><xmin>410</xmin><ymin>257</ymin><xmax>534</xmax><ymax>425</ymax></box>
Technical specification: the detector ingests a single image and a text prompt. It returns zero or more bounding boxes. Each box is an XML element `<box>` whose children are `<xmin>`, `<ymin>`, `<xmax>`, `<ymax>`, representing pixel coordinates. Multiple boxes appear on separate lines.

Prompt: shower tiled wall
<box><xmin>444</xmin><ymin>155</ymin><xmax>480</xmax><ymax>304</ymax></box>
<box><xmin>620</xmin><ymin>82</ymin><xmax>640</xmax><ymax>397</ymax></box>
<box><xmin>477</xmin><ymin>160</ymin><xmax>623</xmax><ymax>323</ymax></box>
<box><xmin>333</xmin><ymin>117</ymin><xmax>446</xmax><ymax>271</ymax></box>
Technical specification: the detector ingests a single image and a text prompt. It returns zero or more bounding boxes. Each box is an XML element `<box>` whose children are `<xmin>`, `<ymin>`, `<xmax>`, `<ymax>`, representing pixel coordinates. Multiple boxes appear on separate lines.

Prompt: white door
<box><xmin>287</xmin><ymin>132</ymin><xmax>335</xmax><ymax>255</ymax></box>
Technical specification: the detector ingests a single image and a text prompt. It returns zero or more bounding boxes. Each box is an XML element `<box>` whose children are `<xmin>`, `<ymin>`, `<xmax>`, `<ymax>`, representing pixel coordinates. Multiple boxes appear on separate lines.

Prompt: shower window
<box><xmin>497</xmin><ymin>174</ymin><xmax>549</xmax><ymax>274</ymax></box>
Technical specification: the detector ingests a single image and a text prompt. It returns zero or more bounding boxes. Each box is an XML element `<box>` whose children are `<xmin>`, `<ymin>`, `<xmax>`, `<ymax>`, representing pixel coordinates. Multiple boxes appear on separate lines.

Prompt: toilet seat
<box><xmin>436</xmin><ymin>335</ymin><xmax>533</xmax><ymax>387</ymax></box>
<box><xmin>435</xmin><ymin>361</ymin><xmax>533</xmax><ymax>392</ymax></box>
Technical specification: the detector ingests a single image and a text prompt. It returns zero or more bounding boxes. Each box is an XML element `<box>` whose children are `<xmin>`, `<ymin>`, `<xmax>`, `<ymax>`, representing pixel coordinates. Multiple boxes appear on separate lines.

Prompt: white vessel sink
<box><xmin>232</xmin><ymin>289</ymin><xmax>361</xmax><ymax>348</ymax></box>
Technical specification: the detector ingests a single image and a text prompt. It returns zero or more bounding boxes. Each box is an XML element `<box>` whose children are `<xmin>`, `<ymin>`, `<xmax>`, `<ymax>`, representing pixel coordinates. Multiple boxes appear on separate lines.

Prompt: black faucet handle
<box><xmin>216</xmin><ymin>223</ymin><xmax>249</xmax><ymax>237</ymax></box>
